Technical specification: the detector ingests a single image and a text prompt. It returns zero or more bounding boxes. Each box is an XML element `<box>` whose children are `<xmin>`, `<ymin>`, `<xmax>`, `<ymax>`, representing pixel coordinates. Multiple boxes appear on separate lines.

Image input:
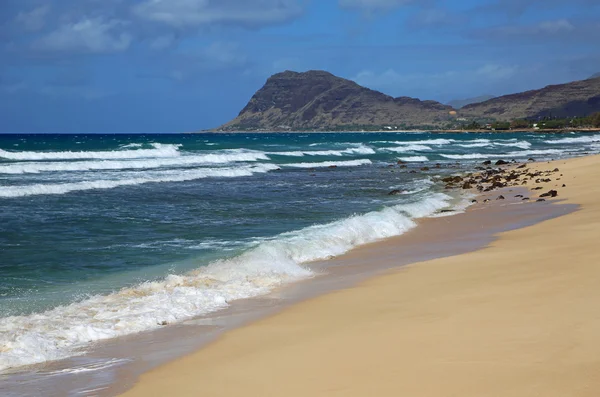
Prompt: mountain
<box><xmin>214</xmin><ymin>70</ymin><xmax>454</xmax><ymax>131</ymax></box>
<box><xmin>447</xmin><ymin>95</ymin><xmax>495</xmax><ymax>109</ymax></box>
<box><xmin>590</xmin><ymin>72</ymin><xmax>600</xmax><ymax>79</ymax></box>
<box><xmin>460</xmin><ymin>76</ymin><xmax>600</xmax><ymax>121</ymax></box>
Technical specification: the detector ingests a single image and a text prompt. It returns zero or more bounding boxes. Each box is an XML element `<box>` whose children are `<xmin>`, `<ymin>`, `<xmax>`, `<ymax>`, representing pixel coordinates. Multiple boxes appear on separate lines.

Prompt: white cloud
<box><xmin>33</xmin><ymin>18</ymin><xmax>132</xmax><ymax>53</ymax></box>
<box><xmin>16</xmin><ymin>5</ymin><xmax>51</xmax><ymax>32</ymax></box>
<box><xmin>132</xmin><ymin>0</ymin><xmax>304</xmax><ymax>28</ymax></box>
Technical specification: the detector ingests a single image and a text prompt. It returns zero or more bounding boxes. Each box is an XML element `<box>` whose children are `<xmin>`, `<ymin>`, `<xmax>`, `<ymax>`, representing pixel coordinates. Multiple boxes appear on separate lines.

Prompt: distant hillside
<box><xmin>447</xmin><ymin>95</ymin><xmax>495</xmax><ymax>109</ymax></box>
<box><xmin>460</xmin><ymin>76</ymin><xmax>600</xmax><ymax>121</ymax></box>
<box><xmin>214</xmin><ymin>70</ymin><xmax>454</xmax><ymax>131</ymax></box>
<box><xmin>590</xmin><ymin>72</ymin><xmax>600</xmax><ymax>79</ymax></box>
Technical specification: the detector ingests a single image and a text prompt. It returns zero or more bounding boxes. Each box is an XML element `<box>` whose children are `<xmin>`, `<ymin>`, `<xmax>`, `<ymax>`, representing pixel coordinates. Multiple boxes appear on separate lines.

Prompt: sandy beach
<box><xmin>121</xmin><ymin>155</ymin><xmax>600</xmax><ymax>397</ymax></box>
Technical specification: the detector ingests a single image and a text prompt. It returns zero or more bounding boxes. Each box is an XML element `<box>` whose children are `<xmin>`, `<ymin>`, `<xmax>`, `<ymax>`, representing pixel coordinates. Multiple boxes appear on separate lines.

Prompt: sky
<box><xmin>1</xmin><ymin>0</ymin><xmax>599</xmax><ymax>133</ymax></box>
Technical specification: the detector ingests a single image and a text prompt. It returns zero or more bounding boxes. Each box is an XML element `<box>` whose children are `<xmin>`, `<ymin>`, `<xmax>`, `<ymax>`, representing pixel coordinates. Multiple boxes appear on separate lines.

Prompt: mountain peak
<box><xmin>217</xmin><ymin>71</ymin><xmax>452</xmax><ymax>131</ymax></box>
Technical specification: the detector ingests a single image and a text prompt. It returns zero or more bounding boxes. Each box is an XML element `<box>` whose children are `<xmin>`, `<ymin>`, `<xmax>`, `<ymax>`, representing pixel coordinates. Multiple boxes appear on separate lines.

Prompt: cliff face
<box><xmin>460</xmin><ymin>76</ymin><xmax>600</xmax><ymax>121</ymax></box>
<box><xmin>216</xmin><ymin>70</ymin><xmax>454</xmax><ymax>131</ymax></box>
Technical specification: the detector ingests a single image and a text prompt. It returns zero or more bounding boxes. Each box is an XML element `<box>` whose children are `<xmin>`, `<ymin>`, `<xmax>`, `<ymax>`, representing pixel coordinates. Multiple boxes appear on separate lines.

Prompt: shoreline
<box><xmin>1</xmin><ymin>162</ymin><xmax>573</xmax><ymax>397</ymax></box>
<box><xmin>119</xmin><ymin>154</ymin><xmax>600</xmax><ymax>397</ymax></box>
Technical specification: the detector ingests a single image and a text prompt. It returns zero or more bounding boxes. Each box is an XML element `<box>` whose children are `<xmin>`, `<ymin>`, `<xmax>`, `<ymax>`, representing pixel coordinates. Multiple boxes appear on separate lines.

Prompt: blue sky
<box><xmin>1</xmin><ymin>0</ymin><xmax>599</xmax><ymax>133</ymax></box>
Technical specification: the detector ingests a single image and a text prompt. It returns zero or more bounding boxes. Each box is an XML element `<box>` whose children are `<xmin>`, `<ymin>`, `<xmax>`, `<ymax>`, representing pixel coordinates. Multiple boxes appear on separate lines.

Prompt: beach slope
<box><xmin>122</xmin><ymin>155</ymin><xmax>600</xmax><ymax>397</ymax></box>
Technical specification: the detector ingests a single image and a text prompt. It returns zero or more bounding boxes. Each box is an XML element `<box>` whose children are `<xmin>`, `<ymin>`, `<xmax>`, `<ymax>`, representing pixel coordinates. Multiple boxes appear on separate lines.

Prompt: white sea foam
<box><xmin>0</xmin><ymin>164</ymin><xmax>279</xmax><ymax>198</ymax></box>
<box><xmin>0</xmin><ymin>193</ymin><xmax>452</xmax><ymax>371</ymax></box>
<box><xmin>284</xmin><ymin>159</ymin><xmax>372</xmax><ymax>168</ymax></box>
<box><xmin>381</xmin><ymin>145</ymin><xmax>432</xmax><ymax>152</ymax></box>
<box><xmin>391</xmin><ymin>139</ymin><xmax>454</xmax><ymax>145</ymax></box>
<box><xmin>269</xmin><ymin>145</ymin><xmax>375</xmax><ymax>157</ymax></box>
<box><xmin>0</xmin><ymin>143</ymin><xmax>181</xmax><ymax>161</ymax></box>
<box><xmin>456</xmin><ymin>143</ymin><xmax>491</xmax><ymax>148</ymax></box>
<box><xmin>0</xmin><ymin>151</ymin><xmax>270</xmax><ymax>174</ymax></box>
<box><xmin>544</xmin><ymin>134</ymin><xmax>600</xmax><ymax>144</ymax></box>
<box><xmin>398</xmin><ymin>156</ymin><xmax>429</xmax><ymax>162</ymax></box>
<box><xmin>440</xmin><ymin>149</ymin><xmax>564</xmax><ymax>160</ymax></box>
<box><xmin>494</xmin><ymin>141</ymin><xmax>532</xmax><ymax>149</ymax></box>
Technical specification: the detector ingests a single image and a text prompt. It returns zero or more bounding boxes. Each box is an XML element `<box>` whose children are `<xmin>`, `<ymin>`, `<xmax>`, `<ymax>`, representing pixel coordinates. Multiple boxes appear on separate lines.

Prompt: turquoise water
<box><xmin>0</xmin><ymin>131</ymin><xmax>598</xmax><ymax>370</ymax></box>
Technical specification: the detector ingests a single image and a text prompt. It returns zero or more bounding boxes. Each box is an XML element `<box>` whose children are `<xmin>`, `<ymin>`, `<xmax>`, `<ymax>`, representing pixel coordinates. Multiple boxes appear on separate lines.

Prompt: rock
<box><xmin>471</xmin><ymin>199</ymin><xmax>478</xmax><ymax>203</ymax></box>
<box><xmin>522</xmin><ymin>197</ymin><xmax>530</xmax><ymax>201</ymax></box>
<box><xmin>409</xmin><ymin>170</ymin><xmax>417</xmax><ymax>174</ymax></box>
<box><xmin>462</xmin><ymin>182</ymin><xmax>472</xmax><ymax>189</ymax></box>
<box><xmin>435</xmin><ymin>163</ymin><xmax>442</xmax><ymax>168</ymax></box>
<box><xmin>442</xmin><ymin>176</ymin><xmax>463</xmax><ymax>184</ymax></box>
<box><xmin>497</xmin><ymin>195</ymin><xmax>505</xmax><ymax>200</ymax></box>
<box><xmin>397</xmin><ymin>160</ymin><xmax>406</xmax><ymax>165</ymax></box>
<box><xmin>517</xmin><ymin>164</ymin><xmax>527</xmax><ymax>169</ymax></box>
<box><xmin>159</xmin><ymin>320</ymin><xmax>168</xmax><ymax>326</ymax></box>
<box><xmin>539</xmin><ymin>190</ymin><xmax>558</xmax><ymax>198</ymax></box>
<box><xmin>388</xmin><ymin>189</ymin><xmax>402</xmax><ymax>196</ymax></box>
<box><xmin>553</xmin><ymin>168</ymin><xmax>560</xmax><ymax>172</ymax></box>
<box><xmin>483</xmin><ymin>199</ymin><xmax>490</xmax><ymax>203</ymax></box>
<box><xmin>528</xmin><ymin>158</ymin><xmax>535</xmax><ymax>162</ymax></box>
<box><xmin>420</xmin><ymin>167</ymin><xmax>430</xmax><ymax>171</ymax></box>
<box><xmin>537</xmin><ymin>199</ymin><xmax>546</xmax><ymax>202</ymax></box>
<box><xmin>328</xmin><ymin>165</ymin><xmax>337</xmax><ymax>168</ymax></box>
<box><xmin>562</xmin><ymin>184</ymin><xmax>566</xmax><ymax>187</ymax></box>
<box><xmin>440</xmin><ymin>209</ymin><xmax>454</xmax><ymax>213</ymax></box>
<box><xmin>515</xmin><ymin>195</ymin><xmax>524</xmax><ymax>198</ymax></box>
<box><xmin>495</xmin><ymin>160</ymin><xmax>509</xmax><ymax>166</ymax></box>
<box><xmin>532</xmin><ymin>187</ymin><xmax>543</xmax><ymax>190</ymax></box>
<box><xmin>482</xmin><ymin>160</ymin><xmax>492</xmax><ymax>165</ymax></box>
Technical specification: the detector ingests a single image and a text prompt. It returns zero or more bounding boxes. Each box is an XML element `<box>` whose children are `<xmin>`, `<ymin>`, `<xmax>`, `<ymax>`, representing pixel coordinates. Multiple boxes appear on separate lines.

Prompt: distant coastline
<box><xmin>198</xmin><ymin>128</ymin><xmax>600</xmax><ymax>134</ymax></box>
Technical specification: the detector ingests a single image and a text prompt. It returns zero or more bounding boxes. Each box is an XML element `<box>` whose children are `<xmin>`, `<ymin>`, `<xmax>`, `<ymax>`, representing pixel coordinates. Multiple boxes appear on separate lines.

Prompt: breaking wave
<box><xmin>0</xmin><ymin>143</ymin><xmax>181</xmax><ymax>161</ymax></box>
<box><xmin>0</xmin><ymin>164</ymin><xmax>279</xmax><ymax>198</ymax></box>
<box><xmin>0</xmin><ymin>193</ymin><xmax>453</xmax><ymax>371</ymax></box>
<box><xmin>283</xmin><ymin>159</ymin><xmax>372</xmax><ymax>168</ymax></box>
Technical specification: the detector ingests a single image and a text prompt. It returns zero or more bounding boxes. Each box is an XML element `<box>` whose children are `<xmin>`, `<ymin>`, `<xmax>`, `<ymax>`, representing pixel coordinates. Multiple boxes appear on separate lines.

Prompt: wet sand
<box><xmin>120</xmin><ymin>155</ymin><xmax>600</xmax><ymax>397</ymax></box>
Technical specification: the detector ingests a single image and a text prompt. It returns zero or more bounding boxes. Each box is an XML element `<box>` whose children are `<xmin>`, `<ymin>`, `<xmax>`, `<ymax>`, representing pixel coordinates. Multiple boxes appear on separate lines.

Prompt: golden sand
<box><xmin>122</xmin><ymin>155</ymin><xmax>600</xmax><ymax>397</ymax></box>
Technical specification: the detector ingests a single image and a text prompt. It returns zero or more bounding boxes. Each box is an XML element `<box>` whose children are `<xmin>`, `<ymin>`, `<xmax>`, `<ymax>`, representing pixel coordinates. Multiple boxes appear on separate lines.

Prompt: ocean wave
<box><xmin>494</xmin><ymin>141</ymin><xmax>532</xmax><ymax>149</ymax></box>
<box><xmin>0</xmin><ymin>151</ymin><xmax>270</xmax><ymax>174</ymax></box>
<box><xmin>283</xmin><ymin>159</ymin><xmax>372</xmax><ymax>168</ymax></box>
<box><xmin>544</xmin><ymin>135</ymin><xmax>600</xmax><ymax>144</ymax></box>
<box><xmin>0</xmin><ymin>143</ymin><xmax>181</xmax><ymax>161</ymax></box>
<box><xmin>391</xmin><ymin>139</ymin><xmax>454</xmax><ymax>145</ymax></box>
<box><xmin>268</xmin><ymin>145</ymin><xmax>375</xmax><ymax>157</ymax></box>
<box><xmin>0</xmin><ymin>193</ymin><xmax>452</xmax><ymax>371</ymax></box>
<box><xmin>439</xmin><ymin>149</ymin><xmax>564</xmax><ymax>160</ymax></box>
<box><xmin>398</xmin><ymin>156</ymin><xmax>429</xmax><ymax>162</ymax></box>
<box><xmin>381</xmin><ymin>145</ymin><xmax>432</xmax><ymax>152</ymax></box>
<box><xmin>0</xmin><ymin>164</ymin><xmax>279</xmax><ymax>198</ymax></box>
<box><xmin>456</xmin><ymin>143</ymin><xmax>491</xmax><ymax>148</ymax></box>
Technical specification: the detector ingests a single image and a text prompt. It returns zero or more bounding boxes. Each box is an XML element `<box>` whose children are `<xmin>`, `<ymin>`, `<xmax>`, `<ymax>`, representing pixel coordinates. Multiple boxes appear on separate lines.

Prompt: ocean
<box><xmin>1</xmin><ymin>131</ymin><xmax>599</xmax><ymax>373</ymax></box>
